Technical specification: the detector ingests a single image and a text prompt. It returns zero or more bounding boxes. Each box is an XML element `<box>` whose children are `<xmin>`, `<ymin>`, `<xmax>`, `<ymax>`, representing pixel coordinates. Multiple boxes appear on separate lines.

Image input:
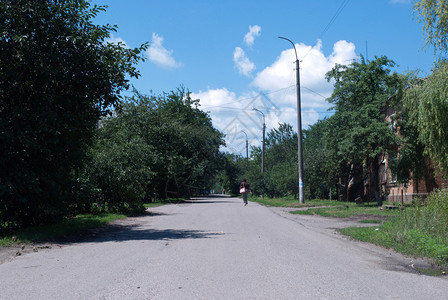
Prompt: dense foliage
<box><xmin>325</xmin><ymin>56</ymin><xmax>402</xmax><ymax>205</ymax></box>
<box><xmin>413</xmin><ymin>0</ymin><xmax>448</xmax><ymax>55</ymax></box>
<box><xmin>0</xmin><ymin>0</ymin><xmax>147</xmax><ymax>231</ymax></box>
<box><xmin>242</xmin><ymin>123</ymin><xmax>298</xmax><ymax>198</ymax></box>
<box><xmin>403</xmin><ymin>62</ymin><xmax>448</xmax><ymax>175</ymax></box>
<box><xmin>398</xmin><ymin>0</ymin><xmax>448</xmax><ymax>177</ymax></box>
<box><xmin>87</xmin><ymin>88</ymin><xmax>225</xmax><ymax>211</ymax></box>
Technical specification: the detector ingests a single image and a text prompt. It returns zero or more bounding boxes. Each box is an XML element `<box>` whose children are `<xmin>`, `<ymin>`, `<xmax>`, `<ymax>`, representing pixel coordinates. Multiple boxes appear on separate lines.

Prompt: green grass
<box><xmin>249</xmin><ymin>196</ymin><xmax>345</xmax><ymax>208</ymax></box>
<box><xmin>290</xmin><ymin>204</ymin><xmax>397</xmax><ymax>218</ymax></box>
<box><xmin>249</xmin><ymin>195</ymin><xmax>398</xmax><ymax>219</ymax></box>
<box><xmin>359</xmin><ymin>219</ymin><xmax>382</xmax><ymax>224</ymax></box>
<box><xmin>340</xmin><ymin>190</ymin><xmax>448</xmax><ymax>269</ymax></box>
<box><xmin>340</xmin><ymin>221</ymin><xmax>448</xmax><ymax>268</ymax></box>
<box><xmin>0</xmin><ymin>213</ymin><xmax>127</xmax><ymax>247</ymax></box>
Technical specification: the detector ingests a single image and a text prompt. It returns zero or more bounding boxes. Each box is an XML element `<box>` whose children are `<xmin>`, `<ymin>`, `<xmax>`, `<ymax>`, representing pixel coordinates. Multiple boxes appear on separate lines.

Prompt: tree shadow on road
<box><xmin>47</xmin><ymin>222</ymin><xmax>225</xmax><ymax>245</ymax></box>
<box><xmin>93</xmin><ymin>226</ymin><xmax>224</xmax><ymax>243</ymax></box>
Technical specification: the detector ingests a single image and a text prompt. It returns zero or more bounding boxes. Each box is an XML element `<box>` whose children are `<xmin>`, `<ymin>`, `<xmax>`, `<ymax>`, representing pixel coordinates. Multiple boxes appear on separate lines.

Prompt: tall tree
<box><xmin>0</xmin><ymin>0</ymin><xmax>147</xmax><ymax>231</ymax></box>
<box><xmin>326</xmin><ymin>56</ymin><xmax>402</xmax><ymax>205</ymax></box>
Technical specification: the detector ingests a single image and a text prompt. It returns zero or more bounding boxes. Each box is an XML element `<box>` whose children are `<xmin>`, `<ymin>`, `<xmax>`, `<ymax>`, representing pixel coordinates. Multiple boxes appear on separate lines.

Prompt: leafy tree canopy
<box><xmin>0</xmin><ymin>0</ymin><xmax>147</xmax><ymax>231</ymax></box>
<box><xmin>90</xmin><ymin>88</ymin><xmax>225</xmax><ymax>206</ymax></box>
<box><xmin>403</xmin><ymin>61</ymin><xmax>448</xmax><ymax>175</ymax></box>
<box><xmin>413</xmin><ymin>0</ymin><xmax>448</xmax><ymax>55</ymax></box>
<box><xmin>325</xmin><ymin>56</ymin><xmax>402</xmax><ymax>203</ymax></box>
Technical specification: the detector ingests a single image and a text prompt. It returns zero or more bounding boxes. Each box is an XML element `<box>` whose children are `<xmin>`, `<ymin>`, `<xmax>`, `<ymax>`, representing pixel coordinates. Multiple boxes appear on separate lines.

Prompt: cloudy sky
<box><xmin>93</xmin><ymin>0</ymin><xmax>434</xmax><ymax>155</ymax></box>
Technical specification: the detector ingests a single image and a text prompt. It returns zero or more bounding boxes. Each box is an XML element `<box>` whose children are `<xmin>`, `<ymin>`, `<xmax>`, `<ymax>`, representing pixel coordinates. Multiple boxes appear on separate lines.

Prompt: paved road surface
<box><xmin>0</xmin><ymin>196</ymin><xmax>447</xmax><ymax>299</ymax></box>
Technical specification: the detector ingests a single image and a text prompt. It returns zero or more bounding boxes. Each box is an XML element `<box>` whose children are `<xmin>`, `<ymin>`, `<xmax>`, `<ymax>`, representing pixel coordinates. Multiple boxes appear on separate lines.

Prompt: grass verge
<box><xmin>340</xmin><ymin>221</ymin><xmax>448</xmax><ymax>269</ymax></box>
<box><xmin>249</xmin><ymin>196</ymin><xmax>346</xmax><ymax>208</ymax></box>
<box><xmin>339</xmin><ymin>190</ymin><xmax>448</xmax><ymax>269</ymax></box>
<box><xmin>290</xmin><ymin>204</ymin><xmax>397</xmax><ymax>219</ymax></box>
<box><xmin>249</xmin><ymin>195</ymin><xmax>398</xmax><ymax>219</ymax></box>
<box><xmin>0</xmin><ymin>213</ymin><xmax>127</xmax><ymax>247</ymax></box>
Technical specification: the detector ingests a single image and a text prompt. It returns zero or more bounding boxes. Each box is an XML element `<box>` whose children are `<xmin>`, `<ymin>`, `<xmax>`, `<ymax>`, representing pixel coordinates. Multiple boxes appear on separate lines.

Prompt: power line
<box><xmin>301</xmin><ymin>86</ymin><xmax>328</xmax><ymax>99</ymax></box>
<box><xmin>302</xmin><ymin>0</ymin><xmax>350</xmax><ymax>60</ymax></box>
<box><xmin>318</xmin><ymin>0</ymin><xmax>350</xmax><ymax>41</ymax></box>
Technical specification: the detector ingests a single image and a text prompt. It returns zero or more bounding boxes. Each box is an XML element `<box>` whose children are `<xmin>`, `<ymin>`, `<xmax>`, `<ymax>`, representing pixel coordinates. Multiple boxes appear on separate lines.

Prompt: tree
<box><xmin>413</xmin><ymin>0</ymin><xmax>448</xmax><ymax>55</ymax></box>
<box><xmin>0</xmin><ymin>0</ymin><xmax>147</xmax><ymax>231</ymax></box>
<box><xmin>218</xmin><ymin>153</ymin><xmax>246</xmax><ymax>196</ymax></box>
<box><xmin>326</xmin><ymin>56</ymin><xmax>402</xmax><ymax>205</ymax></box>
<box><xmin>403</xmin><ymin>62</ymin><xmax>448</xmax><ymax>175</ymax></box>
<box><xmin>265</xmin><ymin>123</ymin><xmax>298</xmax><ymax>197</ymax></box>
<box><xmin>244</xmin><ymin>123</ymin><xmax>298</xmax><ymax>198</ymax></box>
<box><xmin>396</xmin><ymin>0</ymin><xmax>448</xmax><ymax>177</ymax></box>
<box><xmin>387</xmin><ymin>95</ymin><xmax>432</xmax><ymax>192</ymax></box>
<box><xmin>303</xmin><ymin>119</ymin><xmax>338</xmax><ymax>200</ymax></box>
<box><xmin>89</xmin><ymin>88</ymin><xmax>225</xmax><ymax>207</ymax></box>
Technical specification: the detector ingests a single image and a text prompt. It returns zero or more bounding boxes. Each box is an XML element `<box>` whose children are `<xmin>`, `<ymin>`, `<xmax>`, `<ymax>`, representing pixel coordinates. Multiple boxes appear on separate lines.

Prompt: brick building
<box><xmin>381</xmin><ymin>106</ymin><xmax>448</xmax><ymax>203</ymax></box>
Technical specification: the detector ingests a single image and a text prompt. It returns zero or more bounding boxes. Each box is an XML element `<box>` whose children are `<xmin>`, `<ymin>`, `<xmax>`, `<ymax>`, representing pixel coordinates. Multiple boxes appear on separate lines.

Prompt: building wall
<box><xmin>383</xmin><ymin>158</ymin><xmax>448</xmax><ymax>203</ymax></box>
<box><xmin>382</xmin><ymin>104</ymin><xmax>448</xmax><ymax>203</ymax></box>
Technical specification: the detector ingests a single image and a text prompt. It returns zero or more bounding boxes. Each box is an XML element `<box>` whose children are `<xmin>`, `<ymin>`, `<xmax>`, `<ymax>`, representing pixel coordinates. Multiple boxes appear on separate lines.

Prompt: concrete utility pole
<box><xmin>252</xmin><ymin>108</ymin><xmax>265</xmax><ymax>174</ymax></box>
<box><xmin>279</xmin><ymin>36</ymin><xmax>304</xmax><ymax>204</ymax></box>
<box><xmin>241</xmin><ymin>130</ymin><xmax>248</xmax><ymax>164</ymax></box>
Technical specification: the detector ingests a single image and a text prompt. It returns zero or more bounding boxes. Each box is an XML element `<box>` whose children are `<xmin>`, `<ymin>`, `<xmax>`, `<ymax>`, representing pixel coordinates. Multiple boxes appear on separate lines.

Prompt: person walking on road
<box><xmin>239</xmin><ymin>179</ymin><xmax>251</xmax><ymax>206</ymax></box>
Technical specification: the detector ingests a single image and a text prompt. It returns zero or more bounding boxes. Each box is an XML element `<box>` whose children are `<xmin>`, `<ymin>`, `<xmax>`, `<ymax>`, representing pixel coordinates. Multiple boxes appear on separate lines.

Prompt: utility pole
<box><xmin>241</xmin><ymin>130</ymin><xmax>248</xmax><ymax>164</ymax></box>
<box><xmin>279</xmin><ymin>36</ymin><xmax>304</xmax><ymax>204</ymax></box>
<box><xmin>252</xmin><ymin>108</ymin><xmax>265</xmax><ymax>174</ymax></box>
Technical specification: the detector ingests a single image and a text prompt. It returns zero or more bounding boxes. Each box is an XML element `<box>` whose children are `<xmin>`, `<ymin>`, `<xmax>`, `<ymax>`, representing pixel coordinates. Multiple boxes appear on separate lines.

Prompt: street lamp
<box><xmin>241</xmin><ymin>130</ymin><xmax>248</xmax><ymax>164</ymax></box>
<box><xmin>279</xmin><ymin>36</ymin><xmax>304</xmax><ymax>204</ymax></box>
<box><xmin>252</xmin><ymin>108</ymin><xmax>265</xmax><ymax>174</ymax></box>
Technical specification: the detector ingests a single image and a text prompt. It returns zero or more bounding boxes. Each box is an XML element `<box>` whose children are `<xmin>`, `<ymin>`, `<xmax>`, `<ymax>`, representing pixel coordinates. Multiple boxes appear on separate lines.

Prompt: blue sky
<box><xmin>93</xmin><ymin>0</ymin><xmax>435</xmax><ymax>154</ymax></box>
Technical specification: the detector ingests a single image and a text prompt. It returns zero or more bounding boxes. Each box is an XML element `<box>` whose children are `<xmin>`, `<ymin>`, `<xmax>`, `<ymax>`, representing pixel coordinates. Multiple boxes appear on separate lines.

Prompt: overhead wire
<box><xmin>219</xmin><ymin>1</ymin><xmax>350</xmax><ymax>149</ymax></box>
<box><xmin>302</xmin><ymin>0</ymin><xmax>350</xmax><ymax>61</ymax></box>
<box><xmin>204</xmin><ymin>0</ymin><xmax>351</xmax><ymax>116</ymax></box>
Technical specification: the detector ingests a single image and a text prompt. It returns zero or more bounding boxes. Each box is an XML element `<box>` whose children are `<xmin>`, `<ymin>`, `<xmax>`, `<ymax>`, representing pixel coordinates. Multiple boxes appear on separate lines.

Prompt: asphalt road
<box><xmin>0</xmin><ymin>196</ymin><xmax>447</xmax><ymax>299</ymax></box>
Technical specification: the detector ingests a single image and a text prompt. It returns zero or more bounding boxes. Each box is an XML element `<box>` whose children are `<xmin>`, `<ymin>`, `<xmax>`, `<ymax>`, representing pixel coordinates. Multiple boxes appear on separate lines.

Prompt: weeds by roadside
<box><xmin>340</xmin><ymin>190</ymin><xmax>448</xmax><ymax>269</ymax></box>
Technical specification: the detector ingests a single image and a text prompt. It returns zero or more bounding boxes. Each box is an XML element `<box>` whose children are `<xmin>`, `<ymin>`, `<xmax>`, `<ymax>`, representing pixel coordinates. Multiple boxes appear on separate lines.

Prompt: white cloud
<box><xmin>252</xmin><ymin>39</ymin><xmax>358</xmax><ymax>112</ymax></box>
<box><xmin>233</xmin><ymin>47</ymin><xmax>255</xmax><ymax>77</ymax></box>
<box><xmin>147</xmin><ymin>33</ymin><xmax>183</xmax><ymax>69</ymax></box>
<box><xmin>192</xmin><ymin>88</ymin><xmax>239</xmax><ymax>112</ymax></box>
<box><xmin>244</xmin><ymin>25</ymin><xmax>262</xmax><ymax>47</ymax></box>
<box><xmin>194</xmin><ymin>39</ymin><xmax>358</xmax><ymax>154</ymax></box>
<box><xmin>105</xmin><ymin>34</ymin><xmax>130</xmax><ymax>48</ymax></box>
